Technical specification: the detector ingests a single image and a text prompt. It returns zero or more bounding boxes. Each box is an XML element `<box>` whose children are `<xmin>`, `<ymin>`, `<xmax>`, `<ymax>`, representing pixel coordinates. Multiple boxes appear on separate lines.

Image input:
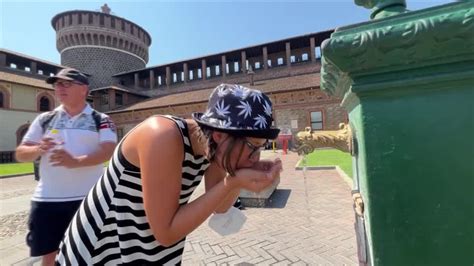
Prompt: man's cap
<box><xmin>46</xmin><ymin>68</ymin><xmax>89</xmax><ymax>85</ymax></box>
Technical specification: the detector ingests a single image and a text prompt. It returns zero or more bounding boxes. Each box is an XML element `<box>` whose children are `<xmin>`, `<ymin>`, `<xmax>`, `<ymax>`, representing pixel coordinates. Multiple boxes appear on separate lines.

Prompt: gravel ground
<box><xmin>0</xmin><ymin>188</ymin><xmax>34</xmax><ymax>200</ymax></box>
<box><xmin>0</xmin><ymin>211</ymin><xmax>29</xmax><ymax>240</ymax></box>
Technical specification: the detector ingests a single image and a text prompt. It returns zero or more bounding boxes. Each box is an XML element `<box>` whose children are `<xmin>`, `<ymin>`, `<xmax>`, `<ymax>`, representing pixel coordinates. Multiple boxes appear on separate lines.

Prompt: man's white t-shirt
<box><xmin>22</xmin><ymin>104</ymin><xmax>117</xmax><ymax>202</ymax></box>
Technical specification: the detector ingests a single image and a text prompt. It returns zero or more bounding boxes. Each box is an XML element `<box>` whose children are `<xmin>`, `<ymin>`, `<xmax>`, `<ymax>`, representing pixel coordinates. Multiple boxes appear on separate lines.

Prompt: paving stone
<box><xmin>1</xmin><ymin>151</ymin><xmax>358</xmax><ymax>265</ymax></box>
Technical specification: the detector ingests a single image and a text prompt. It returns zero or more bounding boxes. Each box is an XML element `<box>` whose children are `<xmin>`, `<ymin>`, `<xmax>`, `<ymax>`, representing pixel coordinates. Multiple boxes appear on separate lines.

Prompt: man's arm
<box><xmin>15</xmin><ymin>143</ymin><xmax>42</xmax><ymax>162</ymax></box>
<box><xmin>15</xmin><ymin>115</ymin><xmax>48</xmax><ymax>162</ymax></box>
<box><xmin>49</xmin><ymin>142</ymin><xmax>116</xmax><ymax>168</ymax></box>
<box><xmin>49</xmin><ymin>113</ymin><xmax>118</xmax><ymax>168</ymax></box>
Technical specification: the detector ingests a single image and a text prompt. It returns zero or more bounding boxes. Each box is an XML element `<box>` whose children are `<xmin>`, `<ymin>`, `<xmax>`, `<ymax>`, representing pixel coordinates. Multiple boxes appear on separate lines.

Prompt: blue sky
<box><xmin>1</xmin><ymin>0</ymin><xmax>452</xmax><ymax>67</ymax></box>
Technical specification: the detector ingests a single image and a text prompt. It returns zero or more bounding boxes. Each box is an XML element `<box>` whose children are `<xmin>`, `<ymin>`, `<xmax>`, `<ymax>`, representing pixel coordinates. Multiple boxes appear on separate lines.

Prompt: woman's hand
<box><xmin>232</xmin><ymin>158</ymin><xmax>283</xmax><ymax>192</ymax></box>
<box><xmin>251</xmin><ymin>158</ymin><xmax>283</xmax><ymax>172</ymax></box>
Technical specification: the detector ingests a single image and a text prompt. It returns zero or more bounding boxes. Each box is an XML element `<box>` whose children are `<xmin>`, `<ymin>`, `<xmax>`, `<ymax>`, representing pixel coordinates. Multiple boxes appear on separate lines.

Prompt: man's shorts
<box><xmin>26</xmin><ymin>200</ymin><xmax>82</xmax><ymax>257</ymax></box>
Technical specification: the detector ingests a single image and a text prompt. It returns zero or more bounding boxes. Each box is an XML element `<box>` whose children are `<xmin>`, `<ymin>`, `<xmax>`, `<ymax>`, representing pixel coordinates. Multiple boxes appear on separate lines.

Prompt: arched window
<box><xmin>0</xmin><ymin>86</ymin><xmax>10</xmax><ymax>109</ymax></box>
<box><xmin>16</xmin><ymin>124</ymin><xmax>30</xmax><ymax>145</ymax></box>
<box><xmin>39</xmin><ymin>96</ymin><xmax>52</xmax><ymax>111</ymax></box>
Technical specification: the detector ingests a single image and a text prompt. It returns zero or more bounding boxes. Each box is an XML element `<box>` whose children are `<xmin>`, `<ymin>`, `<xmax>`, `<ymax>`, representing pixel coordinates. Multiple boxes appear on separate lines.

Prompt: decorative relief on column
<box><xmin>321</xmin><ymin>3</ymin><xmax>474</xmax><ymax>98</ymax></box>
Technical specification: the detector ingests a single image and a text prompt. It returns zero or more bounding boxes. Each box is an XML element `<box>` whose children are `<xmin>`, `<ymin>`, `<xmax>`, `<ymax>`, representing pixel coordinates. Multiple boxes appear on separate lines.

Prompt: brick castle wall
<box><xmin>61</xmin><ymin>47</ymin><xmax>145</xmax><ymax>89</ymax></box>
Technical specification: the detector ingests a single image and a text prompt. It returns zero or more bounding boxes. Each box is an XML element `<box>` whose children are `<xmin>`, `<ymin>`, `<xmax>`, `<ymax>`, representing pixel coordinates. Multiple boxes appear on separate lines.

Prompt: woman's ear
<box><xmin>211</xmin><ymin>131</ymin><xmax>228</xmax><ymax>144</ymax></box>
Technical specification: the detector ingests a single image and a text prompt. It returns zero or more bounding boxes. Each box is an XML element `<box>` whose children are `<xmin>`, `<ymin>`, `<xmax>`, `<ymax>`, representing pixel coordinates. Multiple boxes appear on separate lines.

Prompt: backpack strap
<box><xmin>91</xmin><ymin>110</ymin><xmax>102</xmax><ymax>132</ymax></box>
<box><xmin>40</xmin><ymin>110</ymin><xmax>58</xmax><ymax>133</ymax></box>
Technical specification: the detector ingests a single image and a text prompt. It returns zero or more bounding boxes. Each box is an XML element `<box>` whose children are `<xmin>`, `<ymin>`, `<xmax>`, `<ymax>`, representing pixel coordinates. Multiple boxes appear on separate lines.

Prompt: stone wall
<box><xmin>61</xmin><ymin>47</ymin><xmax>145</xmax><ymax>89</ymax></box>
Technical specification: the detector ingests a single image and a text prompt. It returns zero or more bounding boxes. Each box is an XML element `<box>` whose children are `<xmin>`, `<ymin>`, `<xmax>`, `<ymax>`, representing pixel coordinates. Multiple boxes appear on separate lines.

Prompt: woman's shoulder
<box><xmin>126</xmin><ymin>116</ymin><xmax>183</xmax><ymax>144</ymax></box>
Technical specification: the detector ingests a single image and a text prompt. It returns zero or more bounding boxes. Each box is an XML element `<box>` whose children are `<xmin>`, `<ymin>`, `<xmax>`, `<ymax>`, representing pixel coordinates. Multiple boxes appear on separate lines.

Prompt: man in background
<box><xmin>15</xmin><ymin>68</ymin><xmax>117</xmax><ymax>266</ymax></box>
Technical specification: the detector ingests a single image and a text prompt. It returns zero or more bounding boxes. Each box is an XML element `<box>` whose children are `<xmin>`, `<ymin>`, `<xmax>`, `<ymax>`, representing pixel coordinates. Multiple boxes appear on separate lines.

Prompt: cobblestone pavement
<box><xmin>0</xmin><ymin>175</ymin><xmax>35</xmax><ymax>243</ymax></box>
<box><xmin>0</xmin><ymin>151</ymin><xmax>358</xmax><ymax>265</ymax></box>
<box><xmin>182</xmin><ymin>151</ymin><xmax>357</xmax><ymax>265</ymax></box>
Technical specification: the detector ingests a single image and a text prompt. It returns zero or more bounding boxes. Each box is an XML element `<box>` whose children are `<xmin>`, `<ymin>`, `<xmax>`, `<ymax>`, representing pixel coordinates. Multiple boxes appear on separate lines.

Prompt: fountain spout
<box><xmin>294</xmin><ymin>123</ymin><xmax>352</xmax><ymax>155</ymax></box>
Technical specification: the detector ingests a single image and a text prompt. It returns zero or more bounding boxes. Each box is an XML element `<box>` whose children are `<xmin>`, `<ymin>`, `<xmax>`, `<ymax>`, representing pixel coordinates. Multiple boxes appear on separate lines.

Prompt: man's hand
<box><xmin>49</xmin><ymin>148</ymin><xmax>79</xmax><ymax>168</ymax></box>
<box><xmin>37</xmin><ymin>137</ymin><xmax>57</xmax><ymax>155</ymax></box>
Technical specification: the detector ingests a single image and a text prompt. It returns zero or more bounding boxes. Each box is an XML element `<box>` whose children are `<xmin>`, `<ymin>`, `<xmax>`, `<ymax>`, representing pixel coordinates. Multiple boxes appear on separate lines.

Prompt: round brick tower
<box><xmin>51</xmin><ymin>4</ymin><xmax>151</xmax><ymax>89</ymax></box>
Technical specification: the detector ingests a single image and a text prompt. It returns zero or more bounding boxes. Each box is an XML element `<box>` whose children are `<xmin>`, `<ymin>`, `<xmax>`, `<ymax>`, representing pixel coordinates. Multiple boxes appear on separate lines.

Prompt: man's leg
<box><xmin>41</xmin><ymin>251</ymin><xmax>57</xmax><ymax>266</ymax></box>
<box><xmin>26</xmin><ymin>201</ymin><xmax>82</xmax><ymax>265</ymax></box>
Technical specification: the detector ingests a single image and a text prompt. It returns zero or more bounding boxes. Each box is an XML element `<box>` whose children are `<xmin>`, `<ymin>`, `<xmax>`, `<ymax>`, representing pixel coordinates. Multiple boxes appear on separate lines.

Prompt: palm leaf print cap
<box><xmin>192</xmin><ymin>84</ymin><xmax>280</xmax><ymax>139</ymax></box>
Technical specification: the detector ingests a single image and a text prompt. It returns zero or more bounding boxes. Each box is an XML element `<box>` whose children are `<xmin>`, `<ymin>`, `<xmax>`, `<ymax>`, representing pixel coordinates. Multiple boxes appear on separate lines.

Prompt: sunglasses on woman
<box><xmin>243</xmin><ymin>139</ymin><xmax>268</xmax><ymax>158</ymax></box>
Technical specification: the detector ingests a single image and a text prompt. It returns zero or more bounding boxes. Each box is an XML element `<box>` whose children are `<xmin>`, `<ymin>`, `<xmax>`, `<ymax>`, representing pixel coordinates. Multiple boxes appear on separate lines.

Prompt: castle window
<box><xmin>111</xmin><ymin>18</ymin><xmax>115</xmax><ymax>28</ymax></box>
<box><xmin>234</xmin><ymin>62</ymin><xmax>239</xmax><ymax>73</ymax></box>
<box><xmin>101</xmin><ymin>94</ymin><xmax>109</xmax><ymax>105</ymax></box>
<box><xmin>99</xmin><ymin>15</ymin><xmax>104</xmax><ymax>26</ymax></box>
<box><xmin>88</xmin><ymin>14</ymin><xmax>93</xmax><ymax>24</ymax></box>
<box><xmin>121</xmin><ymin>21</ymin><xmax>125</xmax><ymax>31</ymax></box>
<box><xmin>0</xmin><ymin>92</ymin><xmax>4</xmax><ymax>108</ymax></box>
<box><xmin>115</xmin><ymin>93</ymin><xmax>123</xmax><ymax>106</ymax></box>
<box><xmin>39</xmin><ymin>96</ymin><xmax>52</xmax><ymax>111</ymax></box>
<box><xmin>69</xmin><ymin>14</ymin><xmax>72</xmax><ymax>25</ymax></box>
<box><xmin>316</xmin><ymin>47</ymin><xmax>321</xmax><ymax>59</ymax></box>
<box><xmin>78</xmin><ymin>13</ymin><xmax>82</xmax><ymax>24</ymax></box>
<box><xmin>310</xmin><ymin>111</ymin><xmax>323</xmax><ymax>130</ymax></box>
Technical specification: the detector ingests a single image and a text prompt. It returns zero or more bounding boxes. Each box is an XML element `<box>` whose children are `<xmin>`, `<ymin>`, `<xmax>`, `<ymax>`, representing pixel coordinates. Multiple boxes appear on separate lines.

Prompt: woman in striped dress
<box><xmin>56</xmin><ymin>84</ymin><xmax>282</xmax><ymax>265</ymax></box>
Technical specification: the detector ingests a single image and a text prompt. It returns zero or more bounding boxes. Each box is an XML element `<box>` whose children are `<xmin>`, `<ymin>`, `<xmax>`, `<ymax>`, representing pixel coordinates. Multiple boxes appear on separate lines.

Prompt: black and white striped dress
<box><xmin>56</xmin><ymin>116</ymin><xmax>209</xmax><ymax>265</ymax></box>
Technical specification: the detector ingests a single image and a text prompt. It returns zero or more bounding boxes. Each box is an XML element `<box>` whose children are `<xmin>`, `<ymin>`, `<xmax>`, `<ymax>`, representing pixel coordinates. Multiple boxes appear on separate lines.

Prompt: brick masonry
<box><xmin>61</xmin><ymin>47</ymin><xmax>145</xmax><ymax>89</ymax></box>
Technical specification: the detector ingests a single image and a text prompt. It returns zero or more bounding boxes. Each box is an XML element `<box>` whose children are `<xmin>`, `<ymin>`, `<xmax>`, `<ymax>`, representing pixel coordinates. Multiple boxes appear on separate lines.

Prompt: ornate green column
<box><xmin>320</xmin><ymin>1</ymin><xmax>474</xmax><ymax>265</ymax></box>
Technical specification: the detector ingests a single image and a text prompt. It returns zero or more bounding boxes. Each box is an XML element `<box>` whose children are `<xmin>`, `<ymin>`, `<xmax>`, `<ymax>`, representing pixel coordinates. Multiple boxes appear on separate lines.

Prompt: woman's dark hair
<box><xmin>195</xmin><ymin>125</ymin><xmax>245</xmax><ymax>177</ymax></box>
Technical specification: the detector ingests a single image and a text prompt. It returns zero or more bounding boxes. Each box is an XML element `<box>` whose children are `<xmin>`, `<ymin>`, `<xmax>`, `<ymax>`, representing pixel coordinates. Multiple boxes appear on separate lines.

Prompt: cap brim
<box><xmin>45</xmin><ymin>75</ymin><xmax>74</xmax><ymax>84</ymax></box>
<box><xmin>192</xmin><ymin>112</ymin><xmax>280</xmax><ymax>140</ymax></box>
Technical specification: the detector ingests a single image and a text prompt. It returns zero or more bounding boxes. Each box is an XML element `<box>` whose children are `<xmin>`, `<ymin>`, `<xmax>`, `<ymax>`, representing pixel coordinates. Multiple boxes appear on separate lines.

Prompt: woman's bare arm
<box><xmin>204</xmin><ymin>163</ymin><xmax>241</xmax><ymax>213</ymax></box>
<box><xmin>136</xmin><ymin>117</ymin><xmax>280</xmax><ymax>246</ymax></box>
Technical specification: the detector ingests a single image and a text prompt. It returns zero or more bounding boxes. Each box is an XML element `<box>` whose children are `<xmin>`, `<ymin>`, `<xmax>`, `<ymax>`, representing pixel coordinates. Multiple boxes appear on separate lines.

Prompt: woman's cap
<box><xmin>192</xmin><ymin>84</ymin><xmax>280</xmax><ymax>139</ymax></box>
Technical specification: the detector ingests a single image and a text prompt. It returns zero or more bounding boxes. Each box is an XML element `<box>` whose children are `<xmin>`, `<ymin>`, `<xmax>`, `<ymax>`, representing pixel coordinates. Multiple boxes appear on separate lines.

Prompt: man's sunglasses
<box><xmin>53</xmin><ymin>81</ymin><xmax>85</xmax><ymax>88</ymax></box>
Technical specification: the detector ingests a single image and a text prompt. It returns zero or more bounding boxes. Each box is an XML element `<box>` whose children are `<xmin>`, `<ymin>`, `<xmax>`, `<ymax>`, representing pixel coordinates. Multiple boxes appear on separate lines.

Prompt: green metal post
<box><xmin>321</xmin><ymin>1</ymin><xmax>474</xmax><ymax>265</ymax></box>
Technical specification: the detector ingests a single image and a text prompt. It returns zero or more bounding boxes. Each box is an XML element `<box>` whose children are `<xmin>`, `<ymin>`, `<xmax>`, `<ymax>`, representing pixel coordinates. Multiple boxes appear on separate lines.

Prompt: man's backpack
<box><xmin>33</xmin><ymin>110</ymin><xmax>102</xmax><ymax>181</ymax></box>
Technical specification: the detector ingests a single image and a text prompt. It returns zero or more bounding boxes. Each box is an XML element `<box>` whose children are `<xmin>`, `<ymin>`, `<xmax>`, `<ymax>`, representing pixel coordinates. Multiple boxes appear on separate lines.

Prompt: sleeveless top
<box><xmin>56</xmin><ymin>116</ymin><xmax>210</xmax><ymax>265</ymax></box>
